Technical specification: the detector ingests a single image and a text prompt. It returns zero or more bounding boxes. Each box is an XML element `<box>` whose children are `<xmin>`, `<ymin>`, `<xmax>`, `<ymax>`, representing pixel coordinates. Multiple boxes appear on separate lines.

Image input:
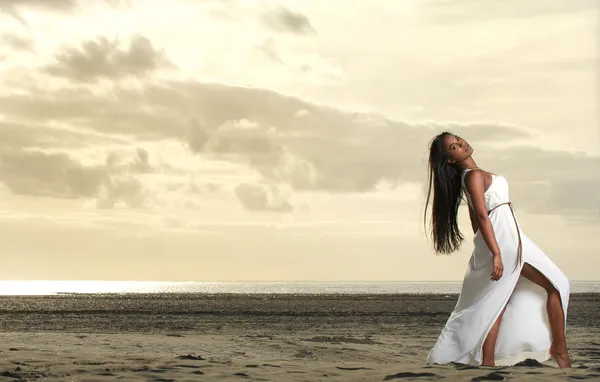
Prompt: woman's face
<box><xmin>442</xmin><ymin>134</ymin><xmax>473</xmax><ymax>164</ymax></box>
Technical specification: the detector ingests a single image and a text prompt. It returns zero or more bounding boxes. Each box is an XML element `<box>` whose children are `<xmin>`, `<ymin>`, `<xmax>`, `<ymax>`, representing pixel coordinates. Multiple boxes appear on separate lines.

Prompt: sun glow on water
<box><xmin>1</xmin><ymin>280</ymin><xmax>599</xmax><ymax>296</ymax></box>
<box><xmin>0</xmin><ymin>281</ymin><xmax>176</xmax><ymax>295</ymax></box>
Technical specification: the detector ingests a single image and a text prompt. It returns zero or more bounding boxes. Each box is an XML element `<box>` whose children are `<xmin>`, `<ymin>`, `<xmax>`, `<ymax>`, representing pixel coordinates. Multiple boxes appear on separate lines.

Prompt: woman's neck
<box><xmin>458</xmin><ymin>157</ymin><xmax>478</xmax><ymax>170</ymax></box>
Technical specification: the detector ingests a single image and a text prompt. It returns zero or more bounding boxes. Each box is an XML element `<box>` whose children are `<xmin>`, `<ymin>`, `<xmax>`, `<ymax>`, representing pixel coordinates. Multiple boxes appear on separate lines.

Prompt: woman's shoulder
<box><xmin>462</xmin><ymin>168</ymin><xmax>486</xmax><ymax>181</ymax></box>
<box><xmin>462</xmin><ymin>168</ymin><xmax>491</xmax><ymax>191</ymax></box>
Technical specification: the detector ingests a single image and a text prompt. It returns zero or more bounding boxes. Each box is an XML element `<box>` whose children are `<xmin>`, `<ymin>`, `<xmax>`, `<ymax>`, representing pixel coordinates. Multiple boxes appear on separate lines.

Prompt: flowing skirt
<box><xmin>426</xmin><ymin>206</ymin><xmax>570</xmax><ymax>366</ymax></box>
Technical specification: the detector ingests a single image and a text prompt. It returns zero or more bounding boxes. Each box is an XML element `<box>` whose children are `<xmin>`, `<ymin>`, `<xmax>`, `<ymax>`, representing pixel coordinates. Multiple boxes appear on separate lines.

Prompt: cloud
<box><xmin>105</xmin><ymin>147</ymin><xmax>153</xmax><ymax>174</ymax></box>
<box><xmin>0</xmin><ymin>33</ymin><xmax>33</xmax><ymax>51</ymax></box>
<box><xmin>423</xmin><ymin>0</ymin><xmax>598</xmax><ymax>24</ymax></box>
<box><xmin>234</xmin><ymin>182</ymin><xmax>294</xmax><ymax>212</ymax></box>
<box><xmin>256</xmin><ymin>38</ymin><xmax>284</xmax><ymax>64</ymax></box>
<box><xmin>0</xmin><ymin>120</ymin><xmax>126</xmax><ymax>149</ymax></box>
<box><xmin>45</xmin><ymin>35</ymin><xmax>174</xmax><ymax>82</ymax></box>
<box><xmin>0</xmin><ymin>0</ymin><xmax>76</xmax><ymax>13</ymax></box>
<box><xmin>188</xmin><ymin>118</ymin><xmax>212</xmax><ymax>152</ymax></box>
<box><xmin>294</xmin><ymin>109</ymin><xmax>311</xmax><ymax>118</ymax></box>
<box><xmin>95</xmin><ymin>174</ymin><xmax>148</xmax><ymax>209</ymax></box>
<box><xmin>547</xmin><ymin>180</ymin><xmax>600</xmax><ymax>222</ymax></box>
<box><xmin>255</xmin><ymin>38</ymin><xmax>343</xmax><ymax>80</ymax></box>
<box><xmin>0</xmin><ymin>0</ymin><xmax>76</xmax><ymax>24</ymax></box>
<box><xmin>0</xmin><ymin>80</ymin><xmax>545</xmax><ymax>192</ymax></box>
<box><xmin>0</xmin><ymin>0</ymin><xmax>130</xmax><ymax>16</ymax></box>
<box><xmin>0</xmin><ymin>147</ymin><xmax>107</xmax><ymax>198</ymax></box>
<box><xmin>262</xmin><ymin>6</ymin><xmax>316</xmax><ymax>35</ymax></box>
<box><xmin>0</xmin><ymin>73</ymin><xmax>597</xmax><ymax>220</ymax></box>
<box><xmin>259</xmin><ymin>150</ymin><xmax>319</xmax><ymax>190</ymax></box>
<box><xmin>202</xmin><ymin>119</ymin><xmax>283</xmax><ymax>166</ymax></box>
<box><xmin>0</xmin><ymin>142</ymin><xmax>154</xmax><ymax>207</ymax></box>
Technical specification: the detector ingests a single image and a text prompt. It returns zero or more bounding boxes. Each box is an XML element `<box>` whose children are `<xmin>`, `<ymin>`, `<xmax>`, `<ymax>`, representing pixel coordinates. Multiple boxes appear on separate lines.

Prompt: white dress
<box><xmin>426</xmin><ymin>169</ymin><xmax>570</xmax><ymax>366</ymax></box>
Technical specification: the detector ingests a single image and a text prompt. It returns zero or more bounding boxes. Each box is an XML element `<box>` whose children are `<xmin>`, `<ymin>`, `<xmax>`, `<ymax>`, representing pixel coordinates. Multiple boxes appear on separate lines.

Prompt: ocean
<box><xmin>1</xmin><ymin>280</ymin><xmax>599</xmax><ymax>295</ymax></box>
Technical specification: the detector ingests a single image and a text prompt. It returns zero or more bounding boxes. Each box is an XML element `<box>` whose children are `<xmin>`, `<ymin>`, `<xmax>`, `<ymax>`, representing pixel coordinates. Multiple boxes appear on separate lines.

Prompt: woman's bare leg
<box><xmin>482</xmin><ymin>306</ymin><xmax>507</xmax><ymax>366</ymax></box>
<box><xmin>520</xmin><ymin>263</ymin><xmax>571</xmax><ymax>368</ymax></box>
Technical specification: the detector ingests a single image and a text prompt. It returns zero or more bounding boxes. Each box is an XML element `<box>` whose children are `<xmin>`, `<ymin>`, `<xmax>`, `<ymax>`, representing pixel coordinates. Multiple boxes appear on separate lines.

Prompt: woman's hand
<box><xmin>491</xmin><ymin>255</ymin><xmax>504</xmax><ymax>281</ymax></box>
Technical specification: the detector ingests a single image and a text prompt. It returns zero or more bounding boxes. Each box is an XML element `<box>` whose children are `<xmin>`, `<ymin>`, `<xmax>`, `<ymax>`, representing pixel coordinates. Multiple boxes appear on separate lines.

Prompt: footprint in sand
<box><xmin>567</xmin><ymin>376</ymin><xmax>600</xmax><ymax>380</ymax></box>
<box><xmin>383</xmin><ymin>372</ymin><xmax>439</xmax><ymax>380</ymax></box>
<box><xmin>514</xmin><ymin>359</ymin><xmax>550</xmax><ymax>367</ymax></box>
<box><xmin>471</xmin><ymin>372</ymin><xmax>507</xmax><ymax>381</ymax></box>
<box><xmin>176</xmin><ymin>354</ymin><xmax>205</xmax><ymax>360</ymax></box>
<box><xmin>450</xmin><ymin>362</ymin><xmax>480</xmax><ymax>370</ymax></box>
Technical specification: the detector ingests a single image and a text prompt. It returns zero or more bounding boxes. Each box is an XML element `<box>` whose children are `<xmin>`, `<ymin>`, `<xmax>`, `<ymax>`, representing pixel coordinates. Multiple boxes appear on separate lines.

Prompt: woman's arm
<box><xmin>468</xmin><ymin>206</ymin><xmax>479</xmax><ymax>234</ymax></box>
<box><xmin>464</xmin><ymin>170</ymin><xmax>503</xmax><ymax>280</ymax></box>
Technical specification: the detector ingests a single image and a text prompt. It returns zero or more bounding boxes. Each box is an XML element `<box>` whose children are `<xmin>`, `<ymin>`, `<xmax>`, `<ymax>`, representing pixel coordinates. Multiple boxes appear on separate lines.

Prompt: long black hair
<box><xmin>424</xmin><ymin>131</ymin><xmax>465</xmax><ymax>254</ymax></box>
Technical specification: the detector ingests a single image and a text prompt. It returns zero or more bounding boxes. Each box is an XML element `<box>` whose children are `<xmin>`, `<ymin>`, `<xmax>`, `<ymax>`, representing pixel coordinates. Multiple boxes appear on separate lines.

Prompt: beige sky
<box><xmin>0</xmin><ymin>0</ymin><xmax>598</xmax><ymax>281</ymax></box>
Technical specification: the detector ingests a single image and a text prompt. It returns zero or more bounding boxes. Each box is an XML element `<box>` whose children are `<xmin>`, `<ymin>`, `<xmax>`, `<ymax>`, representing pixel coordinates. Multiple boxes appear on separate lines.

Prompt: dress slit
<box><xmin>477</xmin><ymin>260</ymin><xmax>569</xmax><ymax>364</ymax></box>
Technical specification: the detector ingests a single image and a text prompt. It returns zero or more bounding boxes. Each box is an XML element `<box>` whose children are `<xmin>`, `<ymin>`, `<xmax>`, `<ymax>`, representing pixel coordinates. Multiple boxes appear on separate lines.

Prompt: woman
<box><xmin>424</xmin><ymin>132</ymin><xmax>571</xmax><ymax>368</ymax></box>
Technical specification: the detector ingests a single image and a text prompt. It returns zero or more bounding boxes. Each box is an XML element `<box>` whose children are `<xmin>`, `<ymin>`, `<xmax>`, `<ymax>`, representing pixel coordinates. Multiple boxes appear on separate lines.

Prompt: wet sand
<box><xmin>1</xmin><ymin>293</ymin><xmax>599</xmax><ymax>381</ymax></box>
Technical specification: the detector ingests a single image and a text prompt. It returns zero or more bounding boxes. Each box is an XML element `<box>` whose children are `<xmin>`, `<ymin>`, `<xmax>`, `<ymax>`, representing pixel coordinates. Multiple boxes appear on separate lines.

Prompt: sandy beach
<box><xmin>1</xmin><ymin>293</ymin><xmax>599</xmax><ymax>381</ymax></box>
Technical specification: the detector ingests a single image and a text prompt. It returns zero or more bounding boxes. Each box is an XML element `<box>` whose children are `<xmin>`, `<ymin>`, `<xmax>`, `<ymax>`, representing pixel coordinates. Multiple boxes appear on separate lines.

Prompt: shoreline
<box><xmin>0</xmin><ymin>293</ymin><xmax>597</xmax><ymax>334</ymax></box>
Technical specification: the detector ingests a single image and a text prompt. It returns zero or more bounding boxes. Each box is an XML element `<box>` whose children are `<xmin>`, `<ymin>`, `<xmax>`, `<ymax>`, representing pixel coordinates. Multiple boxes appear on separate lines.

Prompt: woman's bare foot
<box><xmin>550</xmin><ymin>344</ymin><xmax>571</xmax><ymax>368</ymax></box>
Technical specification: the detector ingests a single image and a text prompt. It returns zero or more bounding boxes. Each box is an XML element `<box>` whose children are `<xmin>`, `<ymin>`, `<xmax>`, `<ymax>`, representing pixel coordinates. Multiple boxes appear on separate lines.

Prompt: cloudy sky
<box><xmin>0</xmin><ymin>0</ymin><xmax>598</xmax><ymax>281</ymax></box>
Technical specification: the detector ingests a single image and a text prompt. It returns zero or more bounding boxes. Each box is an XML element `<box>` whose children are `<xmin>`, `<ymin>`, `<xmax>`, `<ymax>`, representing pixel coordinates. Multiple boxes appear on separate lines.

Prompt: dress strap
<box><xmin>487</xmin><ymin>202</ymin><xmax>522</xmax><ymax>272</ymax></box>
